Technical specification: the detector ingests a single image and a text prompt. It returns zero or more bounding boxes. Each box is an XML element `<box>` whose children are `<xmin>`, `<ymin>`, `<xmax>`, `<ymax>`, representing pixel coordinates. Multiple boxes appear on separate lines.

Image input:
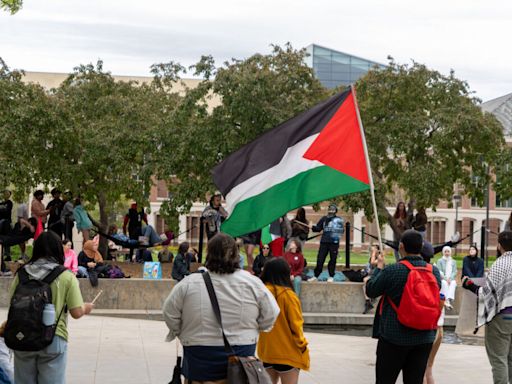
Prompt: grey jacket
<box><xmin>163</xmin><ymin>269</ymin><xmax>280</xmax><ymax>346</ymax></box>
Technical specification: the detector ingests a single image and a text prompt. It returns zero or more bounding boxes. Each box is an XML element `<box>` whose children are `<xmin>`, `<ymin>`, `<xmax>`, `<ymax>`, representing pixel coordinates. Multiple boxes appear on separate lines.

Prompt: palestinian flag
<box><xmin>212</xmin><ymin>87</ymin><xmax>371</xmax><ymax>238</ymax></box>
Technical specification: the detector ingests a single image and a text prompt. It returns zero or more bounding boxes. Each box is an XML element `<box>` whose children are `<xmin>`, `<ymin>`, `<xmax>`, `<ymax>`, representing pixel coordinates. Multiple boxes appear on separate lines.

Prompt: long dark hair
<box><xmin>294</xmin><ymin>207</ymin><xmax>307</xmax><ymax>223</ymax></box>
<box><xmin>261</xmin><ymin>258</ymin><xmax>293</xmax><ymax>289</ymax></box>
<box><xmin>31</xmin><ymin>231</ymin><xmax>64</xmax><ymax>265</ymax></box>
<box><xmin>394</xmin><ymin>201</ymin><xmax>406</xmax><ymax>219</ymax></box>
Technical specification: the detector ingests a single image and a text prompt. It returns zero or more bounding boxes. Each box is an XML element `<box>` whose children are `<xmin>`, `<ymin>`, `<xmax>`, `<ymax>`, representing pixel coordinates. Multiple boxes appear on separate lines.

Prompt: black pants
<box><xmin>376</xmin><ymin>338</ymin><xmax>432</xmax><ymax>384</ymax></box>
<box><xmin>314</xmin><ymin>242</ymin><xmax>338</xmax><ymax>277</ymax></box>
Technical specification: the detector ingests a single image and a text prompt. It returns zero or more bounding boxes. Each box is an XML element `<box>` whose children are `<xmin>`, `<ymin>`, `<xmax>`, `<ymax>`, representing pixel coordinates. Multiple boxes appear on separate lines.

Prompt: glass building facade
<box><xmin>305</xmin><ymin>44</ymin><xmax>386</xmax><ymax>89</ymax></box>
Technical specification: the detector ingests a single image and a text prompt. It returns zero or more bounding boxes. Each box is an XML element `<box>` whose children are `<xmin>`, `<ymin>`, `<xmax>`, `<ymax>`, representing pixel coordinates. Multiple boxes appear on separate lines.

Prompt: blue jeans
<box><xmin>77</xmin><ymin>266</ymin><xmax>89</xmax><ymax>278</ymax></box>
<box><xmin>14</xmin><ymin>336</ymin><xmax>67</xmax><ymax>384</ymax></box>
<box><xmin>142</xmin><ymin>225</ymin><xmax>162</xmax><ymax>245</ymax></box>
<box><xmin>293</xmin><ymin>276</ymin><xmax>302</xmax><ymax>297</ymax></box>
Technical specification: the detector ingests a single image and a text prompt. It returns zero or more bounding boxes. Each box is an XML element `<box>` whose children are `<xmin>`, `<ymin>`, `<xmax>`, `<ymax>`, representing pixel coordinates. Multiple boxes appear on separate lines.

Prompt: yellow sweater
<box><xmin>257</xmin><ymin>284</ymin><xmax>310</xmax><ymax>370</ymax></box>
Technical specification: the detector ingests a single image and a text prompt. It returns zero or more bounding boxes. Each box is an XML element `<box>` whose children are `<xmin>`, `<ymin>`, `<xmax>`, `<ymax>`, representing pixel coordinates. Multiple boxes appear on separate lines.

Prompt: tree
<box><xmin>0</xmin><ymin>58</ymin><xmax>55</xmax><ymax>201</ymax></box>
<box><xmin>46</xmin><ymin>61</ymin><xmax>180</xmax><ymax>252</ymax></box>
<box><xmin>1</xmin><ymin>0</ymin><xmax>22</xmax><ymax>14</ymax></box>
<box><xmin>155</xmin><ymin>44</ymin><xmax>330</xmax><ymax>222</ymax></box>
<box><xmin>340</xmin><ymin>59</ymin><xmax>504</xmax><ymax>233</ymax></box>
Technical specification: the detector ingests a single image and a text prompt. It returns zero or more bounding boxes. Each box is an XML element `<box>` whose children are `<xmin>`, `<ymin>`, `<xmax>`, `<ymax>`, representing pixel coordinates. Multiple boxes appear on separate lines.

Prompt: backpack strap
<box><xmin>42</xmin><ymin>265</ymin><xmax>68</xmax><ymax>284</ymax></box>
<box><xmin>399</xmin><ymin>259</ymin><xmax>432</xmax><ymax>272</ymax></box>
<box><xmin>17</xmin><ymin>267</ymin><xmax>30</xmax><ymax>284</ymax></box>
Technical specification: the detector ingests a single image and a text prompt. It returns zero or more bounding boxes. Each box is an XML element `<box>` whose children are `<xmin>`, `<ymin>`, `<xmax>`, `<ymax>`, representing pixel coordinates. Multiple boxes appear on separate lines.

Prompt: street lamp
<box><xmin>453</xmin><ymin>194</ymin><xmax>462</xmax><ymax>233</ymax></box>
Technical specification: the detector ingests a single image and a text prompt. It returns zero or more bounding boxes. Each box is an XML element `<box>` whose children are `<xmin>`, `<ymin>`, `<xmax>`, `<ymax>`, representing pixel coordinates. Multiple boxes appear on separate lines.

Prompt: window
<box><xmin>496</xmin><ymin>195</ymin><xmax>512</xmax><ymax>208</ymax></box>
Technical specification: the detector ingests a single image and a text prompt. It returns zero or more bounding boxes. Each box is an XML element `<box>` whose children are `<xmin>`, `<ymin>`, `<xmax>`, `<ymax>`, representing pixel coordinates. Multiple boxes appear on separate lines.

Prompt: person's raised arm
<box><xmin>311</xmin><ymin>217</ymin><xmax>325</xmax><ymax>233</ymax></box>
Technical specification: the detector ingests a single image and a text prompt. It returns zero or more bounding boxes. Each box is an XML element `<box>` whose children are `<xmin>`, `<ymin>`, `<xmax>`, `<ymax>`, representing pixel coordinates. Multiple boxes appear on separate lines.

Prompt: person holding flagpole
<box><xmin>309</xmin><ymin>204</ymin><xmax>344</xmax><ymax>283</ymax></box>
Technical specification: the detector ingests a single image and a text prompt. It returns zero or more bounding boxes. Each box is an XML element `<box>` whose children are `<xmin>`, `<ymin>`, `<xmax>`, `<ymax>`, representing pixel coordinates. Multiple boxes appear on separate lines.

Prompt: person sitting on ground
<box><xmin>259</xmin><ymin>257</ymin><xmax>310</xmax><ymax>384</ymax></box>
<box><xmin>135</xmin><ymin>248</ymin><xmax>153</xmax><ymax>263</ymax></box>
<box><xmin>462</xmin><ymin>231</ymin><xmax>512</xmax><ymax>384</ymax></box>
<box><xmin>158</xmin><ymin>244</ymin><xmax>174</xmax><ymax>263</ymax></box>
<box><xmin>363</xmin><ymin>245</ymin><xmax>380</xmax><ymax>314</ymax></box>
<box><xmin>8</xmin><ymin>231</ymin><xmax>93</xmax><ymax>384</ymax></box>
<box><xmin>171</xmin><ymin>242</ymin><xmax>192</xmax><ymax>282</ymax></box>
<box><xmin>73</xmin><ymin>197</ymin><xmax>92</xmax><ymax>242</ymax></box>
<box><xmin>310</xmin><ymin>204</ymin><xmax>344</xmax><ymax>283</ymax></box>
<box><xmin>62</xmin><ymin>239</ymin><xmax>78</xmax><ymax>275</ymax></box>
<box><xmin>283</xmin><ymin>240</ymin><xmax>305</xmax><ymax>297</ymax></box>
<box><xmin>462</xmin><ymin>245</ymin><xmax>484</xmax><ymax>279</ymax></box>
<box><xmin>162</xmin><ymin>233</ymin><xmax>279</xmax><ymax>383</ymax></box>
<box><xmin>77</xmin><ymin>240</ymin><xmax>109</xmax><ymax>279</ymax></box>
<box><xmin>436</xmin><ymin>246</ymin><xmax>457</xmax><ymax>310</ymax></box>
<box><xmin>253</xmin><ymin>244</ymin><xmax>273</xmax><ymax>278</ymax></box>
<box><xmin>366</xmin><ymin>230</ymin><xmax>441</xmax><ymax>384</ymax></box>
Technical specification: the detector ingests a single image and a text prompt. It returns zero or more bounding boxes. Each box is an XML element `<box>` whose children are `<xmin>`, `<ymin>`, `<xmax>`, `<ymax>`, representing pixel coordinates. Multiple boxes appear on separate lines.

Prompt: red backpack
<box><xmin>380</xmin><ymin>260</ymin><xmax>441</xmax><ymax>330</ymax></box>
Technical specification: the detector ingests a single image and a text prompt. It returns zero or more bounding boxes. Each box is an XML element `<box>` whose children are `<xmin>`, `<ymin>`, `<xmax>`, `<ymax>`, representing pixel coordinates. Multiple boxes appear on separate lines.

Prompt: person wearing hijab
<box><xmin>77</xmin><ymin>240</ymin><xmax>109</xmax><ymax>280</ymax></box>
<box><xmin>436</xmin><ymin>246</ymin><xmax>457</xmax><ymax>309</ymax></box>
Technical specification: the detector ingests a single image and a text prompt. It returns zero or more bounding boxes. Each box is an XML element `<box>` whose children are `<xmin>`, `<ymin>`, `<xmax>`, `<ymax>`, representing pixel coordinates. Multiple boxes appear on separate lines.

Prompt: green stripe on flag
<box><xmin>221</xmin><ymin>165</ymin><xmax>369</xmax><ymax>238</ymax></box>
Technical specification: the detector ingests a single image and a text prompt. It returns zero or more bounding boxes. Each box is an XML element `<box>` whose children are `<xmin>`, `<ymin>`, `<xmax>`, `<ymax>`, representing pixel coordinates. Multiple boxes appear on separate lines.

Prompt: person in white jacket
<box><xmin>163</xmin><ymin>232</ymin><xmax>280</xmax><ymax>383</ymax></box>
<box><xmin>436</xmin><ymin>246</ymin><xmax>457</xmax><ymax>309</ymax></box>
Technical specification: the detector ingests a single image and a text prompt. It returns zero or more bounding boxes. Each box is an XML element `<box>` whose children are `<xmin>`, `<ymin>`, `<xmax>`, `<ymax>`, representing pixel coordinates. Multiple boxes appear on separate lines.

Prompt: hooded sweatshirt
<box><xmin>257</xmin><ymin>284</ymin><xmax>310</xmax><ymax>370</ymax></box>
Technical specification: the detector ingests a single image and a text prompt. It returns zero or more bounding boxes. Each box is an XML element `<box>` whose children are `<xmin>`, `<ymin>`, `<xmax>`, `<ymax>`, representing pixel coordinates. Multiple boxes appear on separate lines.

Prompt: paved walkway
<box><xmin>0</xmin><ymin>310</ymin><xmax>493</xmax><ymax>383</ymax></box>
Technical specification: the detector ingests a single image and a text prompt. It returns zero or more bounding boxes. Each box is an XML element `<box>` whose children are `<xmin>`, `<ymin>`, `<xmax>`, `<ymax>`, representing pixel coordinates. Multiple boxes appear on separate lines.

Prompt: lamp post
<box><xmin>453</xmin><ymin>194</ymin><xmax>461</xmax><ymax>233</ymax></box>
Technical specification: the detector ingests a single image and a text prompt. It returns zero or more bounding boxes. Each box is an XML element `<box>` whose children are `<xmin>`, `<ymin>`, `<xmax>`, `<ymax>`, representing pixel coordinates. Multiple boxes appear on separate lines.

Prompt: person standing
<box><xmin>390</xmin><ymin>201</ymin><xmax>413</xmax><ymax>262</ymax></box>
<box><xmin>462</xmin><ymin>231</ymin><xmax>512</xmax><ymax>384</ymax></box>
<box><xmin>290</xmin><ymin>207</ymin><xmax>310</xmax><ymax>250</ymax></box>
<box><xmin>31</xmin><ymin>190</ymin><xmax>50</xmax><ymax>227</ymax></box>
<box><xmin>60</xmin><ymin>192</ymin><xmax>75</xmax><ymax>244</ymax></box>
<box><xmin>462</xmin><ymin>245</ymin><xmax>484</xmax><ymax>278</ymax></box>
<box><xmin>436</xmin><ymin>247</ymin><xmax>457</xmax><ymax>310</ymax></box>
<box><xmin>7</xmin><ymin>231</ymin><xmax>93</xmax><ymax>384</ymax></box>
<box><xmin>240</xmin><ymin>230</ymin><xmax>261</xmax><ymax>273</ymax></box>
<box><xmin>0</xmin><ymin>190</ymin><xmax>13</xmax><ymax>261</ymax></box>
<box><xmin>162</xmin><ymin>233</ymin><xmax>279</xmax><ymax>383</ymax></box>
<box><xmin>283</xmin><ymin>240</ymin><xmax>305</xmax><ymax>297</ymax></box>
<box><xmin>366</xmin><ymin>230</ymin><xmax>441</xmax><ymax>384</ymax></box>
<box><xmin>259</xmin><ymin>257</ymin><xmax>310</xmax><ymax>384</ymax></box>
<box><xmin>201</xmin><ymin>192</ymin><xmax>228</xmax><ymax>241</ymax></box>
<box><xmin>413</xmin><ymin>207</ymin><xmax>428</xmax><ymax>239</ymax></box>
<box><xmin>46</xmin><ymin>189</ymin><xmax>64</xmax><ymax>238</ymax></box>
<box><xmin>16</xmin><ymin>199</ymin><xmax>29</xmax><ymax>260</ymax></box>
<box><xmin>123</xmin><ymin>203</ymin><xmax>148</xmax><ymax>261</ymax></box>
<box><xmin>73</xmin><ymin>197</ymin><xmax>92</xmax><ymax>243</ymax></box>
<box><xmin>309</xmin><ymin>204</ymin><xmax>344</xmax><ymax>283</ymax></box>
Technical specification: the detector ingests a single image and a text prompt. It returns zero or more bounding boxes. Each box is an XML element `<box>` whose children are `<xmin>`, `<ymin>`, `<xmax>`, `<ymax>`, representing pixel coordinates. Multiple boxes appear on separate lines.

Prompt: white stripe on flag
<box><xmin>225</xmin><ymin>134</ymin><xmax>323</xmax><ymax>214</ymax></box>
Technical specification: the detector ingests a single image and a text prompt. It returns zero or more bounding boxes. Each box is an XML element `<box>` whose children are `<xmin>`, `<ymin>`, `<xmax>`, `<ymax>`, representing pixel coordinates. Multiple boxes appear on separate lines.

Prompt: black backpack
<box><xmin>4</xmin><ymin>265</ymin><xmax>68</xmax><ymax>351</ymax></box>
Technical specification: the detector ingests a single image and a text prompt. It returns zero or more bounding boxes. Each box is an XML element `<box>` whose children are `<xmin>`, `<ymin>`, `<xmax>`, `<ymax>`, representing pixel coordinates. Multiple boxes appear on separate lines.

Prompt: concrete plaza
<box><xmin>48</xmin><ymin>314</ymin><xmax>491</xmax><ymax>383</ymax></box>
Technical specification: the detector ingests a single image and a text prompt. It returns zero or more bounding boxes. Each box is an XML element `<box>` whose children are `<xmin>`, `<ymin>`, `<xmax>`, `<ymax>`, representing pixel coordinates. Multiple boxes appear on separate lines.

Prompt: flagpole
<box><xmin>350</xmin><ymin>84</ymin><xmax>384</xmax><ymax>254</ymax></box>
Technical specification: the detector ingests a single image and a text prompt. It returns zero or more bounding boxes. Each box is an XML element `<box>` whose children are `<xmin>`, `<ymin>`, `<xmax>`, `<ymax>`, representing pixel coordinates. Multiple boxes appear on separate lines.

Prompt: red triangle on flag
<box><xmin>303</xmin><ymin>90</ymin><xmax>369</xmax><ymax>185</ymax></box>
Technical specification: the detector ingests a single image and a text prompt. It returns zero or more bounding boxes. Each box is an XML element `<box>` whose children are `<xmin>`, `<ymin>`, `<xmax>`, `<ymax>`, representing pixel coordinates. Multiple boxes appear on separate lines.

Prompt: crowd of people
<box><xmin>2</xmin><ymin>189</ymin><xmax>512</xmax><ymax>384</ymax></box>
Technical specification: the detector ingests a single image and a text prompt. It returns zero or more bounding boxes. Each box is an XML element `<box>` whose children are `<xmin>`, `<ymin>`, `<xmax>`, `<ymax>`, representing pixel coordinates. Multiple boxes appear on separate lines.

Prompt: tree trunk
<box><xmin>97</xmin><ymin>192</ymin><xmax>109</xmax><ymax>258</ymax></box>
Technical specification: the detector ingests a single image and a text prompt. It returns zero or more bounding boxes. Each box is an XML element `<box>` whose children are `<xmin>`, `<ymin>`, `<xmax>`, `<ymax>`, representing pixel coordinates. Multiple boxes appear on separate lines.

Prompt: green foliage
<box><xmin>155</xmin><ymin>44</ymin><xmax>330</xmax><ymax>222</ymax></box>
<box><xmin>0</xmin><ymin>0</ymin><xmax>22</xmax><ymax>14</ymax></box>
<box><xmin>0</xmin><ymin>59</ymin><xmax>54</xmax><ymax>201</ymax></box>
<box><xmin>339</xmin><ymin>59</ymin><xmax>504</xmax><ymax>223</ymax></box>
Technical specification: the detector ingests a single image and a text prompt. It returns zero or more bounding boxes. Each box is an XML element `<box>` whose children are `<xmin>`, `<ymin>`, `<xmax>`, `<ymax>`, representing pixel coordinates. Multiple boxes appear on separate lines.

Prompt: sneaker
<box><xmin>363</xmin><ymin>300</ymin><xmax>374</xmax><ymax>314</ymax></box>
<box><xmin>308</xmin><ymin>277</ymin><xmax>317</xmax><ymax>282</ymax></box>
<box><xmin>327</xmin><ymin>277</ymin><xmax>334</xmax><ymax>283</ymax></box>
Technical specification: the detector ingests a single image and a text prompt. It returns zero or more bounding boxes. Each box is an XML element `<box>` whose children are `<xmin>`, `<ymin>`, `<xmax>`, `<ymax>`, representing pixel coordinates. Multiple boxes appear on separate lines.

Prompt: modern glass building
<box><xmin>305</xmin><ymin>44</ymin><xmax>386</xmax><ymax>89</ymax></box>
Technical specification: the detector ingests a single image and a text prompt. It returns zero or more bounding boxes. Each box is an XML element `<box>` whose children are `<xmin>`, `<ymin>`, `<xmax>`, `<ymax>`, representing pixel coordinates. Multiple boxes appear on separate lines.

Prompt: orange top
<box><xmin>257</xmin><ymin>284</ymin><xmax>310</xmax><ymax>370</ymax></box>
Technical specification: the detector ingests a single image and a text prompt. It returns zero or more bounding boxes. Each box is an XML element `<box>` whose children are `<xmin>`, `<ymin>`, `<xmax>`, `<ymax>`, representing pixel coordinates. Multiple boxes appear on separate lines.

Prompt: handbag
<box><xmin>202</xmin><ymin>272</ymin><xmax>271</xmax><ymax>384</ymax></box>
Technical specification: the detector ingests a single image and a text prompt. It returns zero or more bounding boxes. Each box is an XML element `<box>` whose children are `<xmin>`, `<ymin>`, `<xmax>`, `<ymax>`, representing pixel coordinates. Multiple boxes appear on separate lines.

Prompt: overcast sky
<box><xmin>1</xmin><ymin>0</ymin><xmax>511</xmax><ymax>101</ymax></box>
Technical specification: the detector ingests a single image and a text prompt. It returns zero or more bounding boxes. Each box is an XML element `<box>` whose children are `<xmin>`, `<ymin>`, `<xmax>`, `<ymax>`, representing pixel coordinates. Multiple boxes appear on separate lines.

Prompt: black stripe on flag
<box><xmin>213</xmin><ymin>88</ymin><xmax>351</xmax><ymax>196</ymax></box>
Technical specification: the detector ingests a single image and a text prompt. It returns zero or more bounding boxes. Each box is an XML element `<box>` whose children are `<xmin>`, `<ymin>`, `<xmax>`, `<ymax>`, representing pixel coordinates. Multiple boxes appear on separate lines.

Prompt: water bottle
<box><xmin>42</xmin><ymin>304</ymin><xmax>56</xmax><ymax>326</ymax></box>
